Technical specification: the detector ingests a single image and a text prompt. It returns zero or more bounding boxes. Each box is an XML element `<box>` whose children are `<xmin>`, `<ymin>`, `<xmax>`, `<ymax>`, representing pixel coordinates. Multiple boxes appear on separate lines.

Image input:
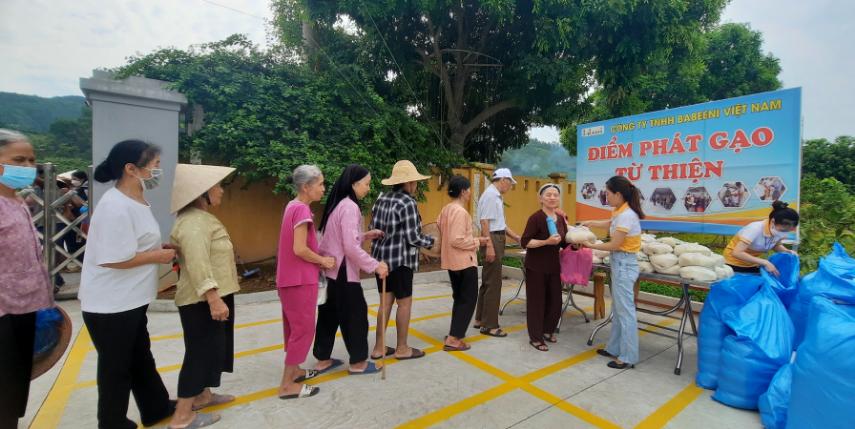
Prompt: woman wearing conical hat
<box><xmin>168</xmin><ymin>163</ymin><xmax>241</xmax><ymax>429</ymax></box>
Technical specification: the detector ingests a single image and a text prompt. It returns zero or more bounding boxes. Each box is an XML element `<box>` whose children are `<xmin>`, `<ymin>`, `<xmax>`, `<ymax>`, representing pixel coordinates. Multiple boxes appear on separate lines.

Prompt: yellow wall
<box><xmin>214</xmin><ymin>166</ymin><xmax>577</xmax><ymax>262</ymax></box>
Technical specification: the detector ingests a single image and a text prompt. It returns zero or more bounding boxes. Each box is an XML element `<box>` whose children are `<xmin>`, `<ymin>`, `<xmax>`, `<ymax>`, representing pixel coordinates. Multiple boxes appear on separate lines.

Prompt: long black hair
<box><xmin>93</xmin><ymin>139</ymin><xmax>160</xmax><ymax>183</ymax></box>
<box><xmin>606</xmin><ymin>175</ymin><xmax>645</xmax><ymax>219</ymax></box>
<box><xmin>319</xmin><ymin>164</ymin><xmax>370</xmax><ymax>232</ymax></box>
<box><xmin>769</xmin><ymin>200</ymin><xmax>799</xmax><ymax>228</ymax></box>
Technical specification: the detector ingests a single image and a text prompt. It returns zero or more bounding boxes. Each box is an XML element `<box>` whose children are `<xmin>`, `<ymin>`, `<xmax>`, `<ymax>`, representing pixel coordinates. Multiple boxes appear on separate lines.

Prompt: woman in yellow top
<box><xmin>581</xmin><ymin>176</ymin><xmax>644</xmax><ymax>369</ymax></box>
<box><xmin>168</xmin><ymin>164</ymin><xmax>241</xmax><ymax>429</ymax></box>
<box><xmin>723</xmin><ymin>201</ymin><xmax>799</xmax><ymax>276</ymax></box>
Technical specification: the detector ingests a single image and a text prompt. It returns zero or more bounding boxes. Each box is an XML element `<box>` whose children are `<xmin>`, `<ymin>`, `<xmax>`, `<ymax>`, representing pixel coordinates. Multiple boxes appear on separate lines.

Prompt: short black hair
<box><xmin>447</xmin><ymin>175</ymin><xmax>470</xmax><ymax>198</ymax></box>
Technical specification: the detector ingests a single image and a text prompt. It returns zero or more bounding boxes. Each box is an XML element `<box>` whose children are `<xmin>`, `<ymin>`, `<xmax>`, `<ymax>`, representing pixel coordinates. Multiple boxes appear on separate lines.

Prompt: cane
<box><xmin>379</xmin><ymin>275</ymin><xmax>388</xmax><ymax>380</ymax></box>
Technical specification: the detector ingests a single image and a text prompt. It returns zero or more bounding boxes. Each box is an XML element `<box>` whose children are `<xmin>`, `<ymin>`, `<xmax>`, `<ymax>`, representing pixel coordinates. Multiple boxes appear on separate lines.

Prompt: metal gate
<box><xmin>18</xmin><ymin>163</ymin><xmax>91</xmax><ymax>293</ymax></box>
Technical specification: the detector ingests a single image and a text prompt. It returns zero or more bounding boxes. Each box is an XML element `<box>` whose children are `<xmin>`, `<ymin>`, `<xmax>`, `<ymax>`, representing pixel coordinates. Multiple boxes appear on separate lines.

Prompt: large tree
<box><xmin>274</xmin><ymin>0</ymin><xmax>728</xmax><ymax>162</ymax></box>
<box><xmin>802</xmin><ymin>136</ymin><xmax>855</xmax><ymax>190</ymax></box>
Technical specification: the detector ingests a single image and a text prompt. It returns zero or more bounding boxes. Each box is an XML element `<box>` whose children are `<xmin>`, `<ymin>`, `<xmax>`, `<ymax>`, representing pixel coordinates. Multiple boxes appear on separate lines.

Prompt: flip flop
<box><xmin>279</xmin><ymin>384</ymin><xmax>320</xmax><ymax>400</ymax></box>
<box><xmin>168</xmin><ymin>412</ymin><xmax>221</xmax><ymax>429</ymax></box>
<box><xmin>544</xmin><ymin>334</ymin><xmax>558</xmax><ymax>344</ymax></box>
<box><xmin>370</xmin><ymin>346</ymin><xmax>396</xmax><ymax>360</ymax></box>
<box><xmin>348</xmin><ymin>361</ymin><xmax>381</xmax><ymax>375</ymax></box>
<box><xmin>480</xmin><ymin>328</ymin><xmax>508</xmax><ymax>338</ymax></box>
<box><xmin>395</xmin><ymin>347</ymin><xmax>426</xmax><ymax>360</ymax></box>
<box><xmin>443</xmin><ymin>343</ymin><xmax>471</xmax><ymax>352</ymax></box>
<box><xmin>191</xmin><ymin>393</ymin><xmax>234</xmax><ymax>411</ymax></box>
<box><xmin>293</xmin><ymin>368</ymin><xmax>320</xmax><ymax>383</ymax></box>
<box><xmin>314</xmin><ymin>358</ymin><xmax>344</xmax><ymax>375</ymax></box>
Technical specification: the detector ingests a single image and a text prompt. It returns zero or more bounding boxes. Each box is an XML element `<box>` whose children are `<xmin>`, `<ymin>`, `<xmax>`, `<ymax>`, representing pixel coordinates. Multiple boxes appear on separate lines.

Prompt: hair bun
<box><xmin>772</xmin><ymin>200</ymin><xmax>789</xmax><ymax>210</ymax></box>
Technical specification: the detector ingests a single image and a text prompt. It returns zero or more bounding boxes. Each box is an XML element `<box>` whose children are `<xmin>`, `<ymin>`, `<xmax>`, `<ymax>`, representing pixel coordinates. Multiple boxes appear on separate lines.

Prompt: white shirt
<box><xmin>79</xmin><ymin>187</ymin><xmax>162</xmax><ymax>313</ymax></box>
<box><xmin>737</xmin><ymin>220</ymin><xmax>789</xmax><ymax>253</ymax></box>
<box><xmin>477</xmin><ymin>184</ymin><xmax>506</xmax><ymax>232</ymax></box>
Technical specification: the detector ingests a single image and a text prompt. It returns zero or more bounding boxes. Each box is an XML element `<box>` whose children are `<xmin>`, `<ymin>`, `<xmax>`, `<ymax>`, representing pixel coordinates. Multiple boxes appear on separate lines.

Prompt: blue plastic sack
<box><xmin>761</xmin><ymin>253</ymin><xmax>800</xmax><ymax>308</ymax></box>
<box><xmin>696</xmin><ymin>274</ymin><xmax>764</xmax><ymax>389</ymax></box>
<box><xmin>759</xmin><ymin>363</ymin><xmax>792</xmax><ymax>429</ymax></box>
<box><xmin>713</xmin><ymin>284</ymin><xmax>794</xmax><ymax>409</ymax></box>
<box><xmin>787</xmin><ymin>297</ymin><xmax>855</xmax><ymax>429</ymax></box>
<box><xmin>789</xmin><ymin>243</ymin><xmax>855</xmax><ymax>346</ymax></box>
<box><xmin>33</xmin><ymin>307</ymin><xmax>62</xmax><ymax>358</ymax></box>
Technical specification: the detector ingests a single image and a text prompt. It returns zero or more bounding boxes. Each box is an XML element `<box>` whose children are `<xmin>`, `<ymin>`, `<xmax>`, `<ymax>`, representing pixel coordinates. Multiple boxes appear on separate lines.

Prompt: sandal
<box><xmin>168</xmin><ymin>412</ymin><xmax>221</xmax><ymax>429</ymax></box>
<box><xmin>348</xmin><ymin>361</ymin><xmax>381</xmax><ymax>375</ymax></box>
<box><xmin>443</xmin><ymin>342</ymin><xmax>471</xmax><ymax>352</ymax></box>
<box><xmin>293</xmin><ymin>369</ymin><xmax>320</xmax><ymax>383</ymax></box>
<box><xmin>279</xmin><ymin>384</ymin><xmax>320</xmax><ymax>400</ymax></box>
<box><xmin>596</xmin><ymin>349</ymin><xmax>617</xmax><ymax>358</ymax></box>
<box><xmin>529</xmin><ymin>340</ymin><xmax>549</xmax><ymax>352</ymax></box>
<box><xmin>607</xmin><ymin>360</ymin><xmax>634</xmax><ymax>369</ymax></box>
<box><xmin>544</xmin><ymin>334</ymin><xmax>558</xmax><ymax>343</ymax></box>
<box><xmin>191</xmin><ymin>393</ymin><xmax>235</xmax><ymax>411</ymax></box>
<box><xmin>480</xmin><ymin>328</ymin><xmax>508</xmax><ymax>337</ymax></box>
<box><xmin>395</xmin><ymin>347</ymin><xmax>426</xmax><ymax>360</ymax></box>
<box><xmin>314</xmin><ymin>358</ymin><xmax>344</xmax><ymax>375</ymax></box>
<box><xmin>370</xmin><ymin>346</ymin><xmax>396</xmax><ymax>360</ymax></box>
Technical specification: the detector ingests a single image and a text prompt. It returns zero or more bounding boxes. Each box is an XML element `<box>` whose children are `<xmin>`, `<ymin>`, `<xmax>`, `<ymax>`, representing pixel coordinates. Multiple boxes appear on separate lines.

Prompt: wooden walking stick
<box><xmin>379</xmin><ymin>275</ymin><xmax>388</xmax><ymax>380</ymax></box>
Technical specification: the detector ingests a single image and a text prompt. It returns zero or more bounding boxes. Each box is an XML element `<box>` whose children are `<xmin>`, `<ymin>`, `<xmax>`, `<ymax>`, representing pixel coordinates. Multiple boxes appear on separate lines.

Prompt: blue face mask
<box><xmin>0</xmin><ymin>164</ymin><xmax>37</xmax><ymax>190</ymax></box>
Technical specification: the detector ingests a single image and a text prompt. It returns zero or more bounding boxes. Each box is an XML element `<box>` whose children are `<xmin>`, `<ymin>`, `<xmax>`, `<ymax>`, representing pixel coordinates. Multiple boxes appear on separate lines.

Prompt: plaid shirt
<box><xmin>370</xmin><ymin>190</ymin><xmax>435</xmax><ymax>271</ymax></box>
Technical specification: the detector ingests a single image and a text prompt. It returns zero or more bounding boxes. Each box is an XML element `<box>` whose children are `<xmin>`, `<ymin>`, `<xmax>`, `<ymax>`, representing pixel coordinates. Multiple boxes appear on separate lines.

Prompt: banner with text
<box><xmin>576</xmin><ymin>88</ymin><xmax>802</xmax><ymax>235</ymax></box>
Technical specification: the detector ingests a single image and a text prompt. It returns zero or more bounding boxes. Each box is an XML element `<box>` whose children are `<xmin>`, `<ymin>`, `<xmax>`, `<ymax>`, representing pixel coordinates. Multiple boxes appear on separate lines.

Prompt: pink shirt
<box><xmin>319</xmin><ymin>198</ymin><xmax>379</xmax><ymax>282</ymax></box>
<box><xmin>437</xmin><ymin>202</ymin><xmax>479</xmax><ymax>271</ymax></box>
<box><xmin>0</xmin><ymin>196</ymin><xmax>53</xmax><ymax>316</ymax></box>
<box><xmin>277</xmin><ymin>201</ymin><xmax>320</xmax><ymax>287</ymax></box>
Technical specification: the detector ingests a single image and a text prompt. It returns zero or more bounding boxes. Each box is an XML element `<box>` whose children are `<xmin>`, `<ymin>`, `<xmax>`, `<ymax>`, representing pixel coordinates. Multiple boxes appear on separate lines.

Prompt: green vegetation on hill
<box><xmin>0</xmin><ymin>92</ymin><xmax>85</xmax><ymax>132</ymax></box>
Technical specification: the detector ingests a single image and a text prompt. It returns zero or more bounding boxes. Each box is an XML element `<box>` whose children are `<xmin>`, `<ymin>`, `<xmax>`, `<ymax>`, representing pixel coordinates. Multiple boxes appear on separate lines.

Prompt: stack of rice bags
<box><xmin>640</xmin><ymin>236</ymin><xmax>734</xmax><ymax>281</ymax></box>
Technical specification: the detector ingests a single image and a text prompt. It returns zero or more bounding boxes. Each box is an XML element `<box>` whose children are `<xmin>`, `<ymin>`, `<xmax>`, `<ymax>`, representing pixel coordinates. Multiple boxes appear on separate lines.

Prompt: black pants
<box><xmin>727</xmin><ymin>264</ymin><xmax>760</xmax><ymax>274</ymax></box>
<box><xmin>177</xmin><ymin>294</ymin><xmax>235</xmax><ymax>398</ymax></box>
<box><xmin>448</xmin><ymin>267</ymin><xmax>478</xmax><ymax>339</ymax></box>
<box><xmin>0</xmin><ymin>312</ymin><xmax>36</xmax><ymax>428</ymax></box>
<box><xmin>525</xmin><ymin>269</ymin><xmax>562</xmax><ymax>342</ymax></box>
<box><xmin>313</xmin><ymin>262</ymin><xmax>369</xmax><ymax>364</ymax></box>
<box><xmin>83</xmin><ymin>305</ymin><xmax>173</xmax><ymax>429</ymax></box>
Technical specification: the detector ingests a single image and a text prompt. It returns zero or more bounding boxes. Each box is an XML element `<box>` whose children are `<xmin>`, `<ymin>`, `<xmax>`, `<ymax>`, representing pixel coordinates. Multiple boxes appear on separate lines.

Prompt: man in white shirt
<box><xmin>474</xmin><ymin>168</ymin><xmax>520</xmax><ymax>337</ymax></box>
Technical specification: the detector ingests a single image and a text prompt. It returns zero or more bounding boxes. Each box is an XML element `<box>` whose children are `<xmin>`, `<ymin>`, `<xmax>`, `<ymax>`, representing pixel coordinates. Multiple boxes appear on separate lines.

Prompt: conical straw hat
<box><xmin>171</xmin><ymin>163</ymin><xmax>236</xmax><ymax>213</ymax></box>
<box><xmin>381</xmin><ymin>160</ymin><xmax>431</xmax><ymax>186</ymax></box>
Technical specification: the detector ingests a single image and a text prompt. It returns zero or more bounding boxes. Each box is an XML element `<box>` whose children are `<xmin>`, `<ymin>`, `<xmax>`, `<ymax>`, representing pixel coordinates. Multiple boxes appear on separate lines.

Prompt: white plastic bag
<box><xmin>657</xmin><ymin>237</ymin><xmax>684</xmax><ymax>247</ymax></box>
<box><xmin>636</xmin><ymin>252</ymin><xmax>650</xmax><ymax>262</ymax></box>
<box><xmin>710</xmin><ymin>253</ymin><xmax>726</xmax><ymax>267</ymax></box>
<box><xmin>650</xmin><ymin>253</ymin><xmax>679</xmax><ymax>270</ymax></box>
<box><xmin>643</xmin><ymin>242</ymin><xmax>674</xmax><ymax>255</ymax></box>
<box><xmin>714</xmin><ymin>264</ymin><xmax>734</xmax><ymax>280</ymax></box>
<box><xmin>678</xmin><ymin>252</ymin><xmax>719</xmax><ymax>268</ymax></box>
<box><xmin>639</xmin><ymin>261</ymin><xmax>655</xmax><ymax>273</ymax></box>
<box><xmin>593</xmin><ymin>249</ymin><xmax>611</xmax><ymax>259</ymax></box>
<box><xmin>679</xmin><ymin>266</ymin><xmax>717</xmax><ymax>282</ymax></box>
<box><xmin>655</xmin><ymin>264</ymin><xmax>682</xmax><ymax>275</ymax></box>
<box><xmin>565</xmin><ymin>226</ymin><xmax>597</xmax><ymax>244</ymax></box>
<box><xmin>641</xmin><ymin>233</ymin><xmax>657</xmax><ymax>243</ymax></box>
<box><xmin>674</xmin><ymin>243</ymin><xmax>712</xmax><ymax>256</ymax></box>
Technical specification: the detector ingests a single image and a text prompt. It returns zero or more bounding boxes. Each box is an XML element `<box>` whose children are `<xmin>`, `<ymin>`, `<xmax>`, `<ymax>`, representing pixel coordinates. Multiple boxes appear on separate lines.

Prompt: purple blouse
<box><xmin>0</xmin><ymin>196</ymin><xmax>53</xmax><ymax>316</ymax></box>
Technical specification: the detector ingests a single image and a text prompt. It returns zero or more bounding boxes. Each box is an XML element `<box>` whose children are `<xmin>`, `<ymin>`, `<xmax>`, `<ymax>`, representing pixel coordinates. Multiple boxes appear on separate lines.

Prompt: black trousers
<box><xmin>177</xmin><ymin>294</ymin><xmax>235</xmax><ymax>398</ymax></box>
<box><xmin>313</xmin><ymin>262</ymin><xmax>369</xmax><ymax>364</ymax></box>
<box><xmin>0</xmin><ymin>312</ymin><xmax>36</xmax><ymax>428</ymax></box>
<box><xmin>524</xmin><ymin>269</ymin><xmax>562</xmax><ymax>342</ymax></box>
<box><xmin>448</xmin><ymin>267</ymin><xmax>478</xmax><ymax>339</ymax></box>
<box><xmin>83</xmin><ymin>305</ymin><xmax>173</xmax><ymax>429</ymax></box>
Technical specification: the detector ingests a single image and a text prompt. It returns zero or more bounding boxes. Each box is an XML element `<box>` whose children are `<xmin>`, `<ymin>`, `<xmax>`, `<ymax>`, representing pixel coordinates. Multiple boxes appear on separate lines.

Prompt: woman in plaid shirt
<box><xmin>369</xmin><ymin>161</ymin><xmax>436</xmax><ymax>361</ymax></box>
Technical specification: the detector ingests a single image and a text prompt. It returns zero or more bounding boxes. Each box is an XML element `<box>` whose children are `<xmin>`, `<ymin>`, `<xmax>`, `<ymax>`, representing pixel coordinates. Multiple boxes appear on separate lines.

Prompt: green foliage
<box><xmin>276</xmin><ymin>0</ymin><xmax>728</xmax><ymax>161</ymax></box>
<box><xmin>116</xmin><ymin>35</ymin><xmax>459</xmax><ymax>201</ymax></box>
<box><xmin>802</xmin><ymin>136</ymin><xmax>855</xmax><ymax>191</ymax></box>
<box><xmin>0</xmin><ymin>92</ymin><xmax>86</xmax><ymax>133</ymax></box>
<box><xmin>798</xmin><ymin>175</ymin><xmax>855</xmax><ymax>272</ymax></box>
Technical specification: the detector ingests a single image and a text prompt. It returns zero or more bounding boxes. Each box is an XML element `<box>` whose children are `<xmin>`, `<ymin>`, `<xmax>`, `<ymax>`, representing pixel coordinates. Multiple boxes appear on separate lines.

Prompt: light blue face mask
<box><xmin>0</xmin><ymin>164</ymin><xmax>37</xmax><ymax>190</ymax></box>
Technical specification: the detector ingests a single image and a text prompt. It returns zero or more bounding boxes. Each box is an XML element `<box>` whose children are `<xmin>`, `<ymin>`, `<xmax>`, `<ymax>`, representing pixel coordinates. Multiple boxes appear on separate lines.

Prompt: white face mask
<box><xmin>137</xmin><ymin>168</ymin><xmax>163</xmax><ymax>191</ymax></box>
<box><xmin>71</xmin><ymin>179</ymin><xmax>82</xmax><ymax>187</ymax></box>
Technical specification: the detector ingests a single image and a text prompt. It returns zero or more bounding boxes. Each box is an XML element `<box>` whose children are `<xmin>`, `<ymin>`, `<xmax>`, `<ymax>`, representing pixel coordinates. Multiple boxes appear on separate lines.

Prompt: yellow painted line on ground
<box><xmin>633</xmin><ymin>383</ymin><xmax>704</xmax><ymax>429</ymax></box>
<box><xmin>30</xmin><ymin>327</ymin><xmax>92</xmax><ymax>429</ymax></box>
<box><xmin>520</xmin><ymin>384</ymin><xmax>623</xmax><ymax>429</ymax></box>
<box><xmin>397</xmin><ymin>384</ymin><xmax>518</xmax><ymax>429</ymax></box>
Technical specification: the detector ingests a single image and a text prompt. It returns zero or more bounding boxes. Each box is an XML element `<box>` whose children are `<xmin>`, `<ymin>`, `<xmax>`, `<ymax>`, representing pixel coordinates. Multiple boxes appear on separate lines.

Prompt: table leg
<box><xmin>500</xmin><ymin>273</ymin><xmax>525</xmax><ymax>315</ymax></box>
<box><xmin>557</xmin><ymin>284</ymin><xmax>589</xmax><ymax>333</ymax></box>
<box><xmin>588</xmin><ymin>282</ymin><xmax>613</xmax><ymax>346</ymax></box>
<box><xmin>674</xmin><ymin>282</ymin><xmax>692</xmax><ymax>375</ymax></box>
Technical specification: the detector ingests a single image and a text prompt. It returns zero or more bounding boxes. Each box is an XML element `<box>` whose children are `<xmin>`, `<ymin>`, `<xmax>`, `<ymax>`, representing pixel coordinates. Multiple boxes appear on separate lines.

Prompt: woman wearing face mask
<box><xmin>313</xmin><ymin>164</ymin><xmax>389</xmax><ymax>375</ymax></box>
<box><xmin>168</xmin><ymin>164</ymin><xmax>241</xmax><ymax>429</ymax></box>
<box><xmin>79</xmin><ymin>139</ymin><xmax>177</xmax><ymax>429</ymax></box>
<box><xmin>723</xmin><ymin>201</ymin><xmax>799</xmax><ymax>275</ymax></box>
<box><xmin>0</xmin><ymin>129</ymin><xmax>53</xmax><ymax>429</ymax></box>
<box><xmin>520</xmin><ymin>183</ymin><xmax>568</xmax><ymax>352</ymax></box>
<box><xmin>581</xmin><ymin>176</ymin><xmax>644</xmax><ymax>369</ymax></box>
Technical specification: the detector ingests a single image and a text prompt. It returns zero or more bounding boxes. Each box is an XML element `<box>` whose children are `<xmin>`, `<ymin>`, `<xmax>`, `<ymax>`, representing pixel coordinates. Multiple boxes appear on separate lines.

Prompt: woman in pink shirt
<box><xmin>314</xmin><ymin>164</ymin><xmax>389</xmax><ymax>375</ymax></box>
<box><xmin>437</xmin><ymin>176</ymin><xmax>487</xmax><ymax>352</ymax></box>
<box><xmin>0</xmin><ymin>129</ymin><xmax>53</xmax><ymax>428</ymax></box>
<box><xmin>275</xmin><ymin>165</ymin><xmax>335</xmax><ymax>399</ymax></box>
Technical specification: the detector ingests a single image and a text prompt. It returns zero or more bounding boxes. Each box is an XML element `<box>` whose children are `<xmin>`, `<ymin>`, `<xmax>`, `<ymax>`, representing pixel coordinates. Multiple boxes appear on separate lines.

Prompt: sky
<box><xmin>1</xmin><ymin>0</ymin><xmax>852</xmax><ymax>142</ymax></box>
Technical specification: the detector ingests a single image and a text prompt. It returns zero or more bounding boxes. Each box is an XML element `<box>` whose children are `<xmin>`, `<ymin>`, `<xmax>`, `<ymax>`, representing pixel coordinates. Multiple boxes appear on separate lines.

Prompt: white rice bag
<box><xmin>639</xmin><ymin>261</ymin><xmax>655</xmax><ymax>273</ymax></box>
<box><xmin>710</xmin><ymin>254</ymin><xmax>726</xmax><ymax>267</ymax></box>
<box><xmin>657</xmin><ymin>237</ymin><xmax>683</xmax><ymax>247</ymax></box>
<box><xmin>655</xmin><ymin>264</ymin><xmax>682</xmax><ymax>275</ymax></box>
<box><xmin>714</xmin><ymin>264</ymin><xmax>734</xmax><ymax>279</ymax></box>
<box><xmin>674</xmin><ymin>243</ymin><xmax>712</xmax><ymax>256</ymax></box>
<box><xmin>565</xmin><ymin>226</ymin><xmax>597</xmax><ymax>244</ymax></box>
<box><xmin>643</xmin><ymin>242</ymin><xmax>674</xmax><ymax>255</ymax></box>
<box><xmin>641</xmin><ymin>233</ymin><xmax>657</xmax><ymax>243</ymax></box>
<box><xmin>636</xmin><ymin>252</ymin><xmax>650</xmax><ymax>262</ymax></box>
<box><xmin>679</xmin><ymin>266</ymin><xmax>717</xmax><ymax>282</ymax></box>
<box><xmin>650</xmin><ymin>253</ymin><xmax>679</xmax><ymax>270</ymax></box>
<box><xmin>678</xmin><ymin>252</ymin><xmax>719</xmax><ymax>268</ymax></box>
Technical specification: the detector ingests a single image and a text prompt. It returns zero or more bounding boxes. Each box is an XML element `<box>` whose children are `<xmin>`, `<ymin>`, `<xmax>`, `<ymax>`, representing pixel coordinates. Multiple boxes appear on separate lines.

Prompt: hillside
<box><xmin>0</xmin><ymin>92</ymin><xmax>85</xmax><ymax>132</ymax></box>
